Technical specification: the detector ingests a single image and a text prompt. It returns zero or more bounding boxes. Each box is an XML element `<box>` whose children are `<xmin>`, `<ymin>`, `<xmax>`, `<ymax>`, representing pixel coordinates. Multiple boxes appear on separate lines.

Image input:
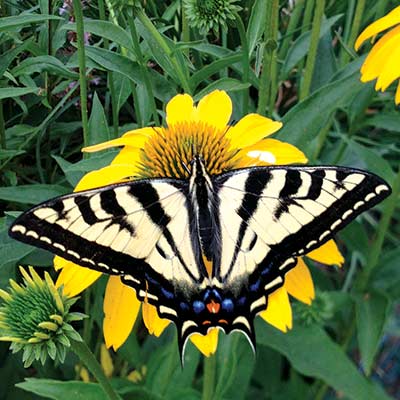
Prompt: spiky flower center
<box><xmin>138</xmin><ymin>122</ymin><xmax>238</xmax><ymax>179</ymax></box>
<box><xmin>0</xmin><ymin>268</ymin><xmax>83</xmax><ymax>367</ymax></box>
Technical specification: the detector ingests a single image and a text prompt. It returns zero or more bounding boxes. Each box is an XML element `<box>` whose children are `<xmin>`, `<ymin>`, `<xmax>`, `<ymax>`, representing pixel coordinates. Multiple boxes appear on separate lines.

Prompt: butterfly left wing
<box><xmin>9</xmin><ymin>178</ymin><xmax>207</xmax><ymax>323</ymax></box>
<box><xmin>213</xmin><ymin>166</ymin><xmax>391</xmax><ymax>339</ymax></box>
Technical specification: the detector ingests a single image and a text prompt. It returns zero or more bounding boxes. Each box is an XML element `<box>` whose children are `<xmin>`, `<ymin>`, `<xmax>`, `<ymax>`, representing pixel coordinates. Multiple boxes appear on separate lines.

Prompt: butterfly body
<box><xmin>9</xmin><ymin>158</ymin><xmax>391</xmax><ymax>357</ymax></box>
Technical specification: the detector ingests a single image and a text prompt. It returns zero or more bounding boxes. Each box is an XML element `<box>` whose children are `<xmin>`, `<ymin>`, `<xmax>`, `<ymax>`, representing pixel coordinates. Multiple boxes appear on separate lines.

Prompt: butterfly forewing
<box><xmin>214</xmin><ymin>166</ymin><xmax>391</xmax><ymax>290</ymax></box>
<box><xmin>9</xmin><ymin>179</ymin><xmax>206</xmax><ymax>304</ymax></box>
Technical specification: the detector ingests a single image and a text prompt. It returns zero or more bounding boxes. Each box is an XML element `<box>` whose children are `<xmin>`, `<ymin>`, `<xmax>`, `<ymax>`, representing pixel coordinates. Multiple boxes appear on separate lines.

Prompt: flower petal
<box><xmin>190</xmin><ymin>328</ymin><xmax>219</xmax><ymax>356</ymax></box>
<box><xmin>259</xmin><ymin>287</ymin><xmax>292</xmax><ymax>332</ymax></box>
<box><xmin>166</xmin><ymin>93</ymin><xmax>195</xmax><ymax>126</ymax></box>
<box><xmin>142</xmin><ymin>300</ymin><xmax>170</xmax><ymax>337</ymax></box>
<box><xmin>110</xmin><ymin>147</ymin><xmax>142</xmax><ymax>172</ymax></box>
<box><xmin>285</xmin><ymin>258</ymin><xmax>315</xmax><ymax>305</ymax></box>
<box><xmin>74</xmin><ymin>164</ymin><xmax>138</xmax><ymax>191</ymax></box>
<box><xmin>234</xmin><ymin>138</ymin><xmax>308</xmax><ymax>167</ymax></box>
<box><xmin>227</xmin><ymin>114</ymin><xmax>282</xmax><ymax>149</ymax></box>
<box><xmin>82</xmin><ymin>128</ymin><xmax>153</xmax><ymax>153</ymax></box>
<box><xmin>196</xmin><ymin>90</ymin><xmax>232</xmax><ymax>130</ymax></box>
<box><xmin>396</xmin><ymin>81</ymin><xmax>400</xmax><ymax>104</ymax></box>
<box><xmin>355</xmin><ymin>5</ymin><xmax>400</xmax><ymax>50</ymax></box>
<box><xmin>103</xmin><ymin>276</ymin><xmax>140</xmax><ymax>350</ymax></box>
<box><xmin>360</xmin><ymin>26</ymin><xmax>400</xmax><ymax>84</ymax></box>
<box><xmin>55</xmin><ymin>257</ymin><xmax>102</xmax><ymax>297</ymax></box>
<box><xmin>307</xmin><ymin>239</ymin><xmax>344</xmax><ymax>266</ymax></box>
<box><xmin>375</xmin><ymin>35</ymin><xmax>400</xmax><ymax>90</ymax></box>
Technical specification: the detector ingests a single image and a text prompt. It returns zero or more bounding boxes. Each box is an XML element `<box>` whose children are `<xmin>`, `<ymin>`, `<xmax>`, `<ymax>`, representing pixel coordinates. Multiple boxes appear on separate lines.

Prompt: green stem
<box><xmin>296</xmin><ymin>0</ymin><xmax>315</xmax><ymax>86</ymax></box>
<box><xmin>202</xmin><ymin>355</ymin><xmax>217</xmax><ymax>400</ymax></box>
<box><xmin>279</xmin><ymin>0</ymin><xmax>304</xmax><ymax>61</ymax></box>
<box><xmin>128</xmin><ymin>9</ymin><xmax>159</xmax><ymax>125</ymax></box>
<box><xmin>181</xmin><ymin>3</ymin><xmax>190</xmax><ymax>58</ymax></box>
<box><xmin>71</xmin><ymin>340</ymin><xmax>122</xmax><ymax>400</ymax></box>
<box><xmin>98</xmin><ymin>0</ymin><xmax>118</xmax><ymax>137</ymax></box>
<box><xmin>341</xmin><ymin>0</ymin><xmax>366</xmax><ymax>66</ymax></box>
<box><xmin>257</xmin><ymin>0</ymin><xmax>279</xmax><ymax>116</ymax></box>
<box><xmin>356</xmin><ymin>167</ymin><xmax>400</xmax><ymax>291</ymax></box>
<box><xmin>0</xmin><ymin>100</ymin><xmax>5</xmax><ymax>149</ymax></box>
<box><xmin>234</xmin><ymin>11</ymin><xmax>249</xmax><ymax>115</ymax></box>
<box><xmin>72</xmin><ymin>0</ymin><xmax>89</xmax><ymax>148</ymax></box>
<box><xmin>299</xmin><ymin>0</ymin><xmax>325</xmax><ymax>100</ymax></box>
<box><xmin>135</xmin><ymin>7</ymin><xmax>192</xmax><ymax>94</ymax></box>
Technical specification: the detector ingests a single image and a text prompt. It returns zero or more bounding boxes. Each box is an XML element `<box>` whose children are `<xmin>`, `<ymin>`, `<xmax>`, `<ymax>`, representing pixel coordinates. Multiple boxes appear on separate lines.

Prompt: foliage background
<box><xmin>0</xmin><ymin>0</ymin><xmax>399</xmax><ymax>399</ymax></box>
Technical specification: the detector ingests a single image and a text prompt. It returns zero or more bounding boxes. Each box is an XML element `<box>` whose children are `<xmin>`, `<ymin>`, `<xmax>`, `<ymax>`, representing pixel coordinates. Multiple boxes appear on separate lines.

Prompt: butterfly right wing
<box><xmin>212</xmin><ymin>166</ymin><xmax>391</xmax><ymax>341</ymax></box>
<box><xmin>9</xmin><ymin>178</ymin><xmax>207</xmax><ymax>322</ymax></box>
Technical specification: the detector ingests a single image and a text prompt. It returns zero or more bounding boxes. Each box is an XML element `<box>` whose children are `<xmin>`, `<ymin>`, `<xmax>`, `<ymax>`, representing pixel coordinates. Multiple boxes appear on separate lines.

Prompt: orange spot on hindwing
<box><xmin>206</xmin><ymin>299</ymin><xmax>220</xmax><ymax>314</ymax></box>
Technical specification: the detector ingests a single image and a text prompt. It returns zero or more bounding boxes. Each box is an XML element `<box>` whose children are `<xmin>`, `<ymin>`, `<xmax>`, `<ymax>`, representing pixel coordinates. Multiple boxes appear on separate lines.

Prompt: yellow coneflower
<box><xmin>55</xmin><ymin>90</ymin><xmax>344</xmax><ymax>356</ymax></box>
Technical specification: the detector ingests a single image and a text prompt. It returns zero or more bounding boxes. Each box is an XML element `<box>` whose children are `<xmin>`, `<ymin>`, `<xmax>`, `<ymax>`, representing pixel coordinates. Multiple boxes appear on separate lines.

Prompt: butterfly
<box><xmin>8</xmin><ymin>156</ymin><xmax>391</xmax><ymax>358</ymax></box>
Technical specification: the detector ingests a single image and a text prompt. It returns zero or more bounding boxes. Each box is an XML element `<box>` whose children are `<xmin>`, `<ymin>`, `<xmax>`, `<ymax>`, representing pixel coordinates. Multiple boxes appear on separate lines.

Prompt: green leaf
<box><xmin>372</xmin><ymin>248</ymin><xmax>400</xmax><ymax>299</ymax></box>
<box><xmin>256</xmin><ymin>322</ymin><xmax>390</xmax><ymax>400</ymax></box>
<box><xmin>363</xmin><ymin>113</ymin><xmax>400</xmax><ymax>132</ymax></box>
<box><xmin>0</xmin><ymin>87</ymin><xmax>40</xmax><ymax>100</ymax></box>
<box><xmin>346</xmin><ymin>140</ymin><xmax>395</xmax><ymax>185</ymax></box>
<box><xmin>0</xmin><ymin>149</ymin><xmax>25</xmax><ymax>160</ymax></box>
<box><xmin>0</xmin><ymin>184</ymin><xmax>69</xmax><ymax>204</ymax></box>
<box><xmin>190</xmin><ymin>54</ymin><xmax>242</xmax><ymax>90</ymax></box>
<box><xmin>0</xmin><ymin>38</ymin><xmax>34</xmax><ymax>77</ymax></box>
<box><xmin>276</xmin><ymin>68</ymin><xmax>364</xmax><ymax>154</ymax></box>
<box><xmin>193</xmin><ymin>78</ymin><xmax>250</xmax><ymax>101</ymax></box>
<box><xmin>136</xmin><ymin>19</ymin><xmax>185</xmax><ymax>86</ymax></box>
<box><xmin>246</xmin><ymin>0</ymin><xmax>268</xmax><ymax>56</ymax></box>
<box><xmin>12</xmin><ymin>56</ymin><xmax>78</xmax><ymax>79</ymax></box>
<box><xmin>113</xmin><ymin>73</ymin><xmax>132</xmax><ymax>113</ymax></box>
<box><xmin>214</xmin><ymin>334</ymin><xmax>255</xmax><ymax>400</ymax></box>
<box><xmin>84</xmin><ymin>46</ymin><xmax>176</xmax><ymax>102</ymax></box>
<box><xmin>88</xmin><ymin>92</ymin><xmax>110</xmax><ymax>147</ymax></box>
<box><xmin>281</xmin><ymin>15</ymin><xmax>343</xmax><ymax>79</ymax></box>
<box><xmin>53</xmin><ymin>152</ymin><xmax>117</xmax><ymax>187</ymax></box>
<box><xmin>61</xmin><ymin>20</ymin><xmax>134</xmax><ymax>51</ymax></box>
<box><xmin>0</xmin><ymin>14</ymin><xmax>62</xmax><ymax>31</ymax></box>
<box><xmin>16</xmin><ymin>379</ymin><xmax>108</xmax><ymax>400</ymax></box>
<box><xmin>355</xmin><ymin>291</ymin><xmax>391</xmax><ymax>375</ymax></box>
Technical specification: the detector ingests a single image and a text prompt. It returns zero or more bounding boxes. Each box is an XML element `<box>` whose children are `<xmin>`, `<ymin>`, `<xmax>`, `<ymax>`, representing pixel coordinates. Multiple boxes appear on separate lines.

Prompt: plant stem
<box><xmin>341</xmin><ymin>0</ymin><xmax>366</xmax><ymax>66</ymax></box>
<box><xmin>0</xmin><ymin>100</ymin><xmax>5</xmax><ymax>149</ymax></box>
<box><xmin>135</xmin><ymin>7</ymin><xmax>191</xmax><ymax>94</ymax></box>
<box><xmin>234</xmin><ymin>11</ymin><xmax>249</xmax><ymax>115</ymax></box>
<box><xmin>257</xmin><ymin>0</ymin><xmax>279</xmax><ymax>116</ymax></box>
<box><xmin>299</xmin><ymin>0</ymin><xmax>325</xmax><ymax>100</ymax></box>
<box><xmin>279</xmin><ymin>0</ymin><xmax>304</xmax><ymax>61</ymax></box>
<box><xmin>181</xmin><ymin>4</ymin><xmax>190</xmax><ymax>58</ymax></box>
<box><xmin>202</xmin><ymin>355</ymin><xmax>217</xmax><ymax>400</ymax></box>
<box><xmin>98</xmin><ymin>0</ymin><xmax>118</xmax><ymax>137</ymax></box>
<box><xmin>71</xmin><ymin>340</ymin><xmax>122</xmax><ymax>400</ymax></box>
<box><xmin>72</xmin><ymin>0</ymin><xmax>89</xmax><ymax>148</ymax></box>
<box><xmin>356</xmin><ymin>167</ymin><xmax>400</xmax><ymax>291</ymax></box>
<box><xmin>128</xmin><ymin>9</ymin><xmax>159</xmax><ymax>125</ymax></box>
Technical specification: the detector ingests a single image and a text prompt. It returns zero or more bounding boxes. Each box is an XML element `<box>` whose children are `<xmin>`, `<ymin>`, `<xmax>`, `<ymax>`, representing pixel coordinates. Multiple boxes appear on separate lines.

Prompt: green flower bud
<box><xmin>183</xmin><ymin>0</ymin><xmax>241</xmax><ymax>33</ymax></box>
<box><xmin>0</xmin><ymin>267</ymin><xmax>85</xmax><ymax>367</ymax></box>
<box><xmin>293</xmin><ymin>290</ymin><xmax>334</xmax><ymax>326</ymax></box>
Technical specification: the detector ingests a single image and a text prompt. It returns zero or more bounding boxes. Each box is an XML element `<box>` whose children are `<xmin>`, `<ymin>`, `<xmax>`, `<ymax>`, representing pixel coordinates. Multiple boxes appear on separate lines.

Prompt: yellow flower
<box><xmin>355</xmin><ymin>5</ymin><xmax>400</xmax><ymax>104</ymax></box>
<box><xmin>55</xmin><ymin>90</ymin><xmax>343</xmax><ymax>356</ymax></box>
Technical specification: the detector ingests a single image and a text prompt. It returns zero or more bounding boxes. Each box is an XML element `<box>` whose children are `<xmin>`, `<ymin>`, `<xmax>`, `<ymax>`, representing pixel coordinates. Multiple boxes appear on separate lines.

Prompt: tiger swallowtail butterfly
<box><xmin>9</xmin><ymin>157</ymin><xmax>391</xmax><ymax>358</ymax></box>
